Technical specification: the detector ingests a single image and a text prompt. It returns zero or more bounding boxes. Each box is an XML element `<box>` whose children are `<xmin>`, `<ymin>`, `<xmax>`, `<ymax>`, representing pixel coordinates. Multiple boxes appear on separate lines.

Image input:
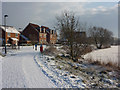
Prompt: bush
<box><xmin>82</xmin><ymin>46</ymin><xmax>92</xmax><ymax>55</ymax></box>
<box><xmin>43</xmin><ymin>46</ymin><xmax>57</xmax><ymax>55</ymax></box>
<box><xmin>91</xmin><ymin>60</ymin><xmax>101</xmax><ymax>65</ymax></box>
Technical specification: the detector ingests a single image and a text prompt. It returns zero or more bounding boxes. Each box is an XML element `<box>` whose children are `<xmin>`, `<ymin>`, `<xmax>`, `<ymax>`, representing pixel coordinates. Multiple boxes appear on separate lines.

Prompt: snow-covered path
<box><xmin>2</xmin><ymin>46</ymin><xmax>56</xmax><ymax>88</ymax></box>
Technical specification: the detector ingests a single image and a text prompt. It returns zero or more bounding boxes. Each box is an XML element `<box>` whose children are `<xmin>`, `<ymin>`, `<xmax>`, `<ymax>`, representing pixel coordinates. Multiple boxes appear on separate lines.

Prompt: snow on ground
<box><xmin>1</xmin><ymin>45</ymin><xmax>119</xmax><ymax>88</ymax></box>
<box><xmin>1</xmin><ymin>45</ymin><xmax>87</xmax><ymax>88</ymax></box>
<box><xmin>35</xmin><ymin>45</ymin><xmax>120</xmax><ymax>88</ymax></box>
<box><xmin>0</xmin><ymin>55</ymin><xmax>2</xmax><ymax>90</ymax></box>
<box><xmin>34</xmin><ymin>54</ymin><xmax>86</xmax><ymax>88</ymax></box>
<box><xmin>2</xmin><ymin>45</ymin><xmax>56</xmax><ymax>88</ymax></box>
<box><xmin>84</xmin><ymin>46</ymin><xmax>119</xmax><ymax>66</ymax></box>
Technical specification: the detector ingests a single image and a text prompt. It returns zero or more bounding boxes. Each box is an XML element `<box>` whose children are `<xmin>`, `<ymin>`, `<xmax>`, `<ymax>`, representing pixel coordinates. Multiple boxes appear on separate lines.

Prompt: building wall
<box><xmin>1</xmin><ymin>29</ymin><xmax>19</xmax><ymax>45</ymax></box>
<box><xmin>39</xmin><ymin>33</ymin><xmax>47</xmax><ymax>44</ymax></box>
<box><xmin>6</xmin><ymin>32</ymin><xmax>19</xmax><ymax>43</ymax></box>
<box><xmin>49</xmin><ymin>31</ymin><xmax>57</xmax><ymax>44</ymax></box>
<box><xmin>22</xmin><ymin>24</ymin><xmax>57</xmax><ymax>45</ymax></box>
<box><xmin>46</xmin><ymin>32</ymin><xmax>50</xmax><ymax>44</ymax></box>
<box><xmin>22</xmin><ymin>24</ymin><xmax>39</xmax><ymax>43</ymax></box>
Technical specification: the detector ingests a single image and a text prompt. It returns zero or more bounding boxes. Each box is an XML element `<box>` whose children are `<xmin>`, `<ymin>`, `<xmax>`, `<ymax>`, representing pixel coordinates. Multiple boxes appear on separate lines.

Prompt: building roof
<box><xmin>20</xmin><ymin>34</ymin><xmax>29</xmax><ymax>41</ymax></box>
<box><xmin>41</xmin><ymin>26</ymin><xmax>49</xmax><ymax>29</ymax></box>
<box><xmin>11</xmin><ymin>38</ymin><xmax>19</xmax><ymax>41</ymax></box>
<box><xmin>0</xmin><ymin>25</ymin><xmax>20</xmax><ymax>34</ymax></box>
<box><xmin>18</xmin><ymin>31</ymin><xmax>22</xmax><ymax>33</ymax></box>
<box><xmin>29</xmin><ymin>23</ymin><xmax>40</xmax><ymax>32</ymax></box>
<box><xmin>29</xmin><ymin>23</ymin><xmax>40</xmax><ymax>28</ymax></box>
<box><xmin>26</xmin><ymin>23</ymin><xmax>57</xmax><ymax>34</ymax></box>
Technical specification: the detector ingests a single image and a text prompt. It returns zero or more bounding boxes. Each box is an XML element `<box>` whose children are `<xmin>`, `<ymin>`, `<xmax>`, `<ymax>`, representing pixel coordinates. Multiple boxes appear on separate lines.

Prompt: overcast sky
<box><xmin>2</xmin><ymin>2</ymin><xmax>118</xmax><ymax>37</ymax></box>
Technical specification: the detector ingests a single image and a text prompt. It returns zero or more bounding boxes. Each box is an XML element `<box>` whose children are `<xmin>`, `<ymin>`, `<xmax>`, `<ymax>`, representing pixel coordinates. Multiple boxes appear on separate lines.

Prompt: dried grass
<box><xmin>86</xmin><ymin>57</ymin><xmax>119</xmax><ymax>70</ymax></box>
<box><xmin>43</xmin><ymin>46</ymin><xmax>57</xmax><ymax>55</ymax></box>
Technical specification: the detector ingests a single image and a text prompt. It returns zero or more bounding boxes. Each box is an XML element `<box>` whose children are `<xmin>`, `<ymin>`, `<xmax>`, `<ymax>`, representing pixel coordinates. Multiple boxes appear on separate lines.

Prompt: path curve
<box><xmin>2</xmin><ymin>46</ymin><xmax>56</xmax><ymax>88</ymax></box>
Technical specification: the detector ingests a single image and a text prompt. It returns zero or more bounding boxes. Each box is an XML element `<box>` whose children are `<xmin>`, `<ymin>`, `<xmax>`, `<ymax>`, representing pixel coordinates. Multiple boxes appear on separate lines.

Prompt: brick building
<box><xmin>46</xmin><ymin>28</ymin><xmax>57</xmax><ymax>44</ymax></box>
<box><xmin>19</xmin><ymin>31</ymin><xmax>31</xmax><ymax>44</ymax></box>
<box><xmin>22</xmin><ymin>23</ymin><xmax>57</xmax><ymax>44</ymax></box>
<box><xmin>0</xmin><ymin>25</ymin><xmax>20</xmax><ymax>46</ymax></box>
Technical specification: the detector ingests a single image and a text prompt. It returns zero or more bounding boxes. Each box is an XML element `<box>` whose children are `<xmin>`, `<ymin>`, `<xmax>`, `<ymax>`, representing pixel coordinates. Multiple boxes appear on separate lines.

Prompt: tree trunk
<box><xmin>70</xmin><ymin>44</ymin><xmax>73</xmax><ymax>60</ymax></box>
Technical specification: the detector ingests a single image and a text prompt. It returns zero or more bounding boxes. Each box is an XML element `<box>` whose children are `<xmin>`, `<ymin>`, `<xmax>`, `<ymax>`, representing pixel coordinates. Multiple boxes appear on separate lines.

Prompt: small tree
<box><xmin>89</xmin><ymin>26</ymin><xmax>113</xmax><ymax>49</ymax></box>
<box><xmin>56</xmin><ymin>11</ymin><xmax>79</xmax><ymax>59</ymax></box>
<box><xmin>55</xmin><ymin>11</ymin><xmax>90</xmax><ymax>60</ymax></box>
<box><xmin>73</xmin><ymin>31</ymin><xmax>90</xmax><ymax>60</ymax></box>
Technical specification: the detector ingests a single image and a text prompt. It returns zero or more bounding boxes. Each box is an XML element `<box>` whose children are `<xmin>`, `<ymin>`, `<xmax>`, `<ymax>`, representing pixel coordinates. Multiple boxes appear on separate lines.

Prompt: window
<box><xmin>44</xmin><ymin>34</ymin><xmax>46</xmax><ymax>38</ymax></box>
<box><xmin>40</xmin><ymin>28</ymin><xmax>42</xmax><ymax>32</ymax></box>
<box><xmin>50</xmin><ymin>30</ymin><xmax>52</xmax><ymax>34</ymax></box>
<box><xmin>44</xmin><ymin>28</ymin><xmax>46</xmax><ymax>33</ymax></box>
<box><xmin>15</xmin><ymin>33</ymin><xmax>18</xmax><ymax>37</ymax></box>
<box><xmin>52</xmin><ymin>30</ymin><xmax>54</xmax><ymax>34</ymax></box>
<box><xmin>40</xmin><ymin>34</ymin><xmax>42</xmax><ymax>38</ymax></box>
<box><xmin>7</xmin><ymin>33</ymin><xmax>10</xmax><ymax>37</ymax></box>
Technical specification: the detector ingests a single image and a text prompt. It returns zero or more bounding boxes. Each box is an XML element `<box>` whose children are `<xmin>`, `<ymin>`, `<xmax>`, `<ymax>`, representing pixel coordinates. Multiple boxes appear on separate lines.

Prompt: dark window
<box><xmin>15</xmin><ymin>33</ymin><xmax>18</xmax><ymax>37</ymax></box>
<box><xmin>7</xmin><ymin>33</ymin><xmax>10</xmax><ymax>37</ymax></box>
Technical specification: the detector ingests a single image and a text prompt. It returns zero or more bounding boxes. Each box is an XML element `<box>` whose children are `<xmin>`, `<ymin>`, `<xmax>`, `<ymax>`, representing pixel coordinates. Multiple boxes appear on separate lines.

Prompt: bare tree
<box><xmin>89</xmin><ymin>26</ymin><xmax>113</xmax><ymax>49</ymax></box>
<box><xmin>55</xmin><ymin>11</ymin><xmax>79</xmax><ymax>59</ymax></box>
<box><xmin>73</xmin><ymin>32</ymin><xmax>90</xmax><ymax>60</ymax></box>
<box><xmin>55</xmin><ymin>11</ymin><xmax>90</xmax><ymax>60</ymax></box>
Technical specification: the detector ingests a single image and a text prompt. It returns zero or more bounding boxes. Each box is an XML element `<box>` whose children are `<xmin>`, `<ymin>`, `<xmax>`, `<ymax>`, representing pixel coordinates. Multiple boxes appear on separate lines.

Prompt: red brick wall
<box><xmin>22</xmin><ymin>24</ymin><xmax>39</xmax><ymax>43</ymax></box>
<box><xmin>39</xmin><ymin>33</ymin><xmax>47</xmax><ymax>44</ymax></box>
<box><xmin>50</xmin><ymin>32</ymin><xmax>57</xmax><ymax>44</ymax></box>
<box><xmin>2</xmin><ymin>30</ymin><xmax>19</xmax><ymax>44</ymax></box>
<box><xmin>6</xmin><ymin>32</ymin><xmax>20</xmax><ymax>44</ymax></box>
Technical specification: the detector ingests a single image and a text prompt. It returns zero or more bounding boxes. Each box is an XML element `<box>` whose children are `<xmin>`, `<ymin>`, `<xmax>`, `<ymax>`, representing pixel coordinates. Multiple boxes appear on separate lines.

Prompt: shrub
<box><xmin>91</xmin><ymin>60</ymin><xmax>101</xmax><ymax>65</ymax></box>
<box><xmin>43</xmin><ymin>45</ymin><xmax>57</xmax><ymax>55</ymax></box>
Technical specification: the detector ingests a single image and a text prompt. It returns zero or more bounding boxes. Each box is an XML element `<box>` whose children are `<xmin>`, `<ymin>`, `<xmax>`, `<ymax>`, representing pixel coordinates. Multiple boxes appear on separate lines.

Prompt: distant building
<box><xmin>22</xmin><ymin>23</ymin><xmax>40</xmax><ymax>44</ymax></box>
<box><xmin>22</xmin><ymin>23</ymin><xmax>57</xmax><ymax>44</ymax></box>
<box><xmin>0</xmin><ymin>25</ymin><xmax>20</xmax><ymax>46</ymax></box>
<box><xmin>42</xmin><ymin>26</ymin><xmax>57</xmax><ymax>44</ymax></box>
<box><xmin>58</xmin><ymin>31</ymin><xmax>86</xmax><ymax>44</ymax></box>
<box><xmin>74</xmin><ymin>31</ymin><xmax>86</xmax><ymax>38</ymax></box>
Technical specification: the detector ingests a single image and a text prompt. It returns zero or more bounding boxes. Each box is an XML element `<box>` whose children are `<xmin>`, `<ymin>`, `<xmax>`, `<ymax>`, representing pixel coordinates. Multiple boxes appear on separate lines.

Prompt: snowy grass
<box><xmin>84</xmin><ymin>46</ymin><xmax>119</xmax><ymax>68</ymax></box>
<box><xmin>34</xmin><ymin>54</ymin><xmax>86</xmax><ymax>88</ymax></box>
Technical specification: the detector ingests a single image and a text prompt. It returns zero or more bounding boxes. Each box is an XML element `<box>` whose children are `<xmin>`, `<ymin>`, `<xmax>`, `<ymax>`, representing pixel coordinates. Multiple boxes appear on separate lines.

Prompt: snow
<box><xmin>34</xmin><ymin>54</ymin><xmax>86</xmax><ymax>88</ymax></box>
<box><xmin>20</xmin><ymin>35</ymin><xmax>29</xmax><ymax>40</ymax></box>
<box><xmin>1</xmin><ymin>45</ymin><xmax>119</xmax><ymax>88</ymax></box>
<box><xmin>84</xmin><ymin>46</ymin><xmax>119</xmax><ymax>66</ymax></box>
<box><xmin>0</xmin><ymin>26</ymin><xmax>20</xmax><ymax>34</ymax></box>
<box><xmin>0</xmin><ymin>56</ymin><xmax>2</xmax><ymax>90</ymax></box>
<box><xmin>2</xmin><ymin>46</ymin><xmax>56</xmax><ymax>88</ymax></box>
<box><xmin>11</xmin><ymin>38</ymin><xmax>19</xmax><ymax>41</ymax></box>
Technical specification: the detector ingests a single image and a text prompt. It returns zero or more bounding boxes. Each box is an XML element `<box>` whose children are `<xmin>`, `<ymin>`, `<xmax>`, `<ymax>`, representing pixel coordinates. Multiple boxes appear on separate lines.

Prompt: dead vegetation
<box><xmin>43</xmin><ymin>45</ymin><xmax>57</xmax><ymax>56</ymax></box>
<box><xmin>87</xmin><ymin>58</ymin><xmax>120</xmax><ymax>70</ymax></box>
<box><xmin>44</xmin><ymin>44</ymin><xmax>120</xmax><ymax>71</ymax></box>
